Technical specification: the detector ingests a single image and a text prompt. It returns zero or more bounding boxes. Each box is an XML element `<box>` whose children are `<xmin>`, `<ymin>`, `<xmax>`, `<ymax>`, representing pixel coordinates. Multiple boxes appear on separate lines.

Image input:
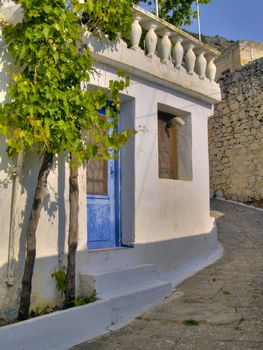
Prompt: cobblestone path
<box><xmin>72</xmin><ymin>200</ymin><xmax>263</xmax><ymax>350</ymax></box>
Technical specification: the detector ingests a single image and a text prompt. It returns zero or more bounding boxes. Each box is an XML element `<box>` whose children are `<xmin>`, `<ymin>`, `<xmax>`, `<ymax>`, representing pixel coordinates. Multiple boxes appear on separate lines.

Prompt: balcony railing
<box><xmin>131</xmin><ymin>5</ymin><xmax>220</xmax><ymax>82</ymax></box>
<box><xmin>0</xmin><ymin>2</ymin><xmax>221</xmax><ymax>103</ymax></box>
<box><xmin>0</xmin><ymin>2</ymin><xmax>220</xmax><ymax>85</ymax></box>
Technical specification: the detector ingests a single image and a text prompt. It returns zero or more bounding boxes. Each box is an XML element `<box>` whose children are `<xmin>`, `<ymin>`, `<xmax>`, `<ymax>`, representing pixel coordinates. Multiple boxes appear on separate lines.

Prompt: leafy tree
<box><xmin>134</xmin><ymin>0</ymin><xmax>211</xmax><ymax>27</ymax></box>
<box><xmin>0</xmin><ymin>0</ymin><xmax>133</xmax><ymax>320</ymax></box>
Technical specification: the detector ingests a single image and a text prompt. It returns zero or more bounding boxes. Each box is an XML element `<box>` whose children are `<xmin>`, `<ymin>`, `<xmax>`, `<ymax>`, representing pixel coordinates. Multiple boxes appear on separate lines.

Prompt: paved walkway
<box><xmin>72</xmin><ymin>200</ymin><xmax>263</xmax><ymax>350</ymax></box>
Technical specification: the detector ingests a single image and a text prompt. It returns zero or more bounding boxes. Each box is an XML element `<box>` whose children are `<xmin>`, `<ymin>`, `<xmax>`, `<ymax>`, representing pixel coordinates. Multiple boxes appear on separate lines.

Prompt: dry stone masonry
<box><xmin>209</xmin><ymin>57</ymin><xmax>263</xmax><ymax>206</ymax></box>
<box><xmin>215</xmin><ymin>40</ymin><xmax>263</xmax><ymax>78</ymax></box>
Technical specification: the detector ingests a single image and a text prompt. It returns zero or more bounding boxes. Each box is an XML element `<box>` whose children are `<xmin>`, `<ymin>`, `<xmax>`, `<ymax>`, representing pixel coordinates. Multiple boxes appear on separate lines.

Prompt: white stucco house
<box><xmin>0</xmin><ymin>2</ymin><xmax>221</xmax><ymax>346</ymax></box>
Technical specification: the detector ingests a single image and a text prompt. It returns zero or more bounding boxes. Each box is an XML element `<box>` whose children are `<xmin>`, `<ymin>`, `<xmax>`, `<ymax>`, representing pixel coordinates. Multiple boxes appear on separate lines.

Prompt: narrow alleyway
<box><xmin>72</xmin><ymin>200</ymin><xmax>263</xmax><ymax>350</ymax></box>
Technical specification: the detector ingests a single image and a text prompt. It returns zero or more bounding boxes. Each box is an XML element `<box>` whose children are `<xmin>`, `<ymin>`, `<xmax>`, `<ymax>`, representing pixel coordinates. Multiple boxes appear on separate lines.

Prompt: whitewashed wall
<box><xmin>90</xmin><ymin>66</ymin><xmax>214</xmax><ymax>243</ymax></box>
<box><xmin>0</xmin><ymin>5</ymin><xmax>218</xmax><ymax>317</ymax></box>
<box><xmin>0</xmin><ymin>61</ymin><xmax>217</xmax><ymax>317</ymax></box>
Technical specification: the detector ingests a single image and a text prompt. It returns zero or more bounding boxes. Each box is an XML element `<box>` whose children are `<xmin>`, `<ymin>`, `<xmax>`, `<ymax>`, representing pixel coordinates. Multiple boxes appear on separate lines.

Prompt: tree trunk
<box><xmin>17</xmin><ymin>152</ymin><xmax>53</xmax><ymax>321</ymax></box>
<box><xmin>64</xmin><ymin>154</ymin><xmax>79</xmax><ymax>307</ymax></box>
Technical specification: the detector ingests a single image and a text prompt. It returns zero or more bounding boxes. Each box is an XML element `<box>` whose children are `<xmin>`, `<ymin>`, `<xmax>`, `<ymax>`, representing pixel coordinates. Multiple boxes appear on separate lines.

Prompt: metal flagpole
<box><xmin>155</xmin><ymin>0</ymin><xmax>159</xmax><ymax>17</ymax></box>
<box><xmin>196</xmin><ymin>0</ymin><xmax>201</xmax><ymax>41</ymax></box>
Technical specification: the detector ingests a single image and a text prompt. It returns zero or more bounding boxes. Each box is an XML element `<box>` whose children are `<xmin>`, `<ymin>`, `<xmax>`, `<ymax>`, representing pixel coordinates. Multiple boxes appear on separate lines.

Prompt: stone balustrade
<box><xmin>130</xmin><ymin>5</ymin><xmax>219</xmax><ymax>82</ymax></box>
<box><xmin>0</xmin><ymin>2</ymin><xmax>220</xmax><ymax>85</ymax></box>
<box><xmin>0</xmin><ymin>2</ymin><xmax>221</xmax><ymax>104</ymax></box>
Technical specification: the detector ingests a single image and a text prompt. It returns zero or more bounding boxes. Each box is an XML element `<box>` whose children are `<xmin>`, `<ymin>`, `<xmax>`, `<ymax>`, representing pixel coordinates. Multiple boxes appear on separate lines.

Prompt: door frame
<box><xmin>87</xmin><ymin>112</ymin><xmax>122</xmax><ymax>249</ymax></box>
<box><xmin>114</xmin><ymin>154</ymin><xmax>121</xmax><ymax>247</ymax></box>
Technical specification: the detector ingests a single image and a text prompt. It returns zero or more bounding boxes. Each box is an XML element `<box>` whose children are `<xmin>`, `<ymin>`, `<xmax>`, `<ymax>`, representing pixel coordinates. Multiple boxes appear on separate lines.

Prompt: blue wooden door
<box><xmin>87</xmin><ymin>158</ymin><xmax>119</xmax><ymax>249</ymax></box>
<box><xmin>87</xmin><ymin>114</ymin><xmax>120</xmax><ymax>249</ymax></box>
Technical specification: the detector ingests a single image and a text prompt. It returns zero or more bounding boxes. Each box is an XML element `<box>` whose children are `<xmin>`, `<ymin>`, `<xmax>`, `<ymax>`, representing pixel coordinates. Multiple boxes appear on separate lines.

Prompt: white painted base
<box><xmin>0</xmin><ymin>280</ymin><xmax>172</xmax><ymax>350</ymax></box>
<box><xmin>78</xmin><ymin>224</ymin><xmax>219</xmax><ymax>278</ymax></box>
<box><xmin>80</xmin><ymin>263</ymin><xmax>157</xmax><ymax>297</ymax></box>
<box><xmin>0</xmin><ymin>224</ymin><xmax>222</xmax><ymax>350</ymax></box>
<box><xmin>161</xmin><ymin>241</ymin><xmax>224</xmax><ymax>288</ymax></box>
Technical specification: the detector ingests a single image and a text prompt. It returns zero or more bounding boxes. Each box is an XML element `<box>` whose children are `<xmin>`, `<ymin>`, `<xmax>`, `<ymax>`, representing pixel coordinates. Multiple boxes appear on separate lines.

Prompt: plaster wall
<box><xmin>88</xmin><ymin>66</ymin><xmax>214</xmax><ymax>242</ymax></box>
<box><xmin>0</xmin><ymin>19</ymin><xmax>217</xmax><ymax>317</ymax></box>
<box><xmin>0</xmin><ymin>147</ymin><xmax>89</xmax><ymax>317</ymax></box>
<box><xmin>133</xmin><ymin>79</ymin><xmax>213</xmax><ymax>243</ymax></box>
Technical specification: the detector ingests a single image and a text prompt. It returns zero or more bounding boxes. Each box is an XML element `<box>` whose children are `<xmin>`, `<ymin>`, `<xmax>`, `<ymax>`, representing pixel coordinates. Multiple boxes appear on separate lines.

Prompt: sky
<box><xmin>140</xmin><ymin>0</ymin><xmax>263</xmax><ymax>42</ymax></box>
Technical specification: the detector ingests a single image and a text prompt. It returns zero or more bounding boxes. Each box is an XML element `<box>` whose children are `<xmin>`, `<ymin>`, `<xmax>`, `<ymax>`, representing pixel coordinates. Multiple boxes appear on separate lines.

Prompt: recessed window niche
<box><xmin>158</xmin><ymin>104</ymin><xmax>192</xmax><ymax>181</ymax></box>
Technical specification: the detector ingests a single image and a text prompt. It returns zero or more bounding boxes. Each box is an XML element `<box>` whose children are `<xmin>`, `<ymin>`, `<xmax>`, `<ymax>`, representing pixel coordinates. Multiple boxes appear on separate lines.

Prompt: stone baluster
<box><xmin>171</xmin><ymin>37</ymin><xmax>184</xmax><ymax>69</ymax></box>
<box><xmin>184</xmin><ymin>43</ymin><xmax>196</xmax><ymax>75</ymax></box>
<box><xmin>196</xmin><ymin>49</ymin><xmax>207</xmax><ymax>79</ymax></box>
<box><xmin>145</xmin><ymin>23</ymin><xmax>158</xmax><ymax>58</ymax></box>
<box><xmin>159</xmin><ymin>31</ymin><xmax>172</xmax><ymax>64</ymax></box>
<box><xmin>130</xmin><ymin>16</ymin><xmax>142</xmax><ymax>50</ymax></box>
<box><xmin>206</xmin><ymin>55</ymin><xmax>217</xmax><ymax>81</ymax></box>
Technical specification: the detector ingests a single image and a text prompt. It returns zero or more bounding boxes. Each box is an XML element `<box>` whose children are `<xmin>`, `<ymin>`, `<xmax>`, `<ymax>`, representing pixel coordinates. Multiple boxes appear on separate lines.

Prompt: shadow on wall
<box><xmin>0</xmin><ymin>139</ymin><xmax>69</xmax><ymax>319</ymax></box>
<box><xmin>19</xmin><ymin>152</ymin><xmax>68</xmax><ymax>261</ymax></box>
<box><xmin>16</xmin><ymin>152</ymin><xmax>68</xmax><ymax>288</ymax></box>
<box><xmin>0</xmin><ymin>257</ymin><xmax>63</xmax><ymax>320</ymax></box>
<box><xmin>0</xmin><ymin>28</ymin><xmax>69</xmax><ymax>319</ymax></box>
<box><xmin>0</xmin><ymin>223</ymin><xmax>218</xmax><ymax>320</ymax></box>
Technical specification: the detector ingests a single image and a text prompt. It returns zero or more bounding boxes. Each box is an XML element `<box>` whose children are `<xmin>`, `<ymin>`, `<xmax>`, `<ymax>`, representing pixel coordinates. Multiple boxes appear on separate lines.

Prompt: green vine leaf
<box><xmin>0</xmin><ymin>0</ymin><xmax>134</xmax><ymax>163</ymax></box>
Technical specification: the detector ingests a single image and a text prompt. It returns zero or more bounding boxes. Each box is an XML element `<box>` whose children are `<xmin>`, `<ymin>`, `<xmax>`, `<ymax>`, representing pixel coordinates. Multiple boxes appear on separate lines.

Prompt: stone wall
<box><xmin>216</xmin><ymin>40</ymin><xmax>263</xmax><ymax>78</ymax></box>
<box><xmin>215</xmin><ymin>41</ymin><xmax>241</xmax><ymax>77</ymax></box>
<box><xmin>209</xmin><ymin>57</ymin><xmax>263</xmax><ymax>206</ymax></box>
